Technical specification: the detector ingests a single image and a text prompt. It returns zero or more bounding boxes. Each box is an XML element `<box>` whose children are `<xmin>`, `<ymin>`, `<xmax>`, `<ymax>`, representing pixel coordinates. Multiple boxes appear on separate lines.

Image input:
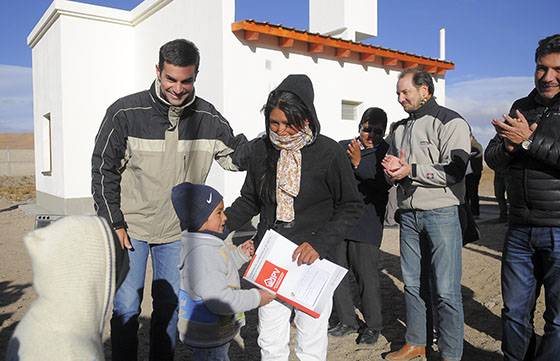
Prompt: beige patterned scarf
<box><xmin>269</xmin><ymin>125</ymin><xmax>314</xmax><ymax>222</ymax></box>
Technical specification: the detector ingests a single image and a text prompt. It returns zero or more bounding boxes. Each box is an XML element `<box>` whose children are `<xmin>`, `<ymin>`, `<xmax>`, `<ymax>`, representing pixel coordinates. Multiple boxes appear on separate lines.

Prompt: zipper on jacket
<box><xmin>401</xmin><ymin>115</ymin><xmax>416</xmax><ymax>209</ymax></box>
<box><xmin>522</xmin><ymin>106</ymin><xmax>548</xmax><ymax>212</ymax></box>
<box><xmin>521</xmin><ymin>107</ymin><xmax>549</xmax><ymax>214</ymax></box>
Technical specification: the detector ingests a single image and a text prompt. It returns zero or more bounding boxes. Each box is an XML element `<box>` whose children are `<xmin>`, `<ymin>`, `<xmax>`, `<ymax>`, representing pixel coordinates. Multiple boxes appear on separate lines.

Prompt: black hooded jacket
<box><xmin>485</xmin><ymin>89</ymin><xmax>560</xmax><ymax>226</ymax></box>
<box><xmin>225</xmin><ymin>75</ymin><xmax>363</xmax><ymax>258</ymax></box>
<box><xmin>338</xmin><ymin>139</ymin><xmax>391</xmax><ymax>246</ymax></box>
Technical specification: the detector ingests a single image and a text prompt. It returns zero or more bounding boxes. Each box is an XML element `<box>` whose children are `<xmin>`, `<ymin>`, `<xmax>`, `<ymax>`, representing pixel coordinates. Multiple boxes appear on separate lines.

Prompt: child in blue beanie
<box><xmin>171</xmin><ymin>182</ymin><xmax>274</xmax><ymax>361</ymax></box>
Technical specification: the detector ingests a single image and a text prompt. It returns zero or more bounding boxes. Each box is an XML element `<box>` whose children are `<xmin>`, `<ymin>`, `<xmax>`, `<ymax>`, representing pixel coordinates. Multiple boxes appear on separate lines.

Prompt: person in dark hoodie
<box><xmin>225</xmin><ymin>74</ymin><xmax>363</xmax><ymax>361</ymax></box>
<box><xmin>328</xmin><ymin>107</ymin><xmax>391</xmax><ymax>344</ymax></box>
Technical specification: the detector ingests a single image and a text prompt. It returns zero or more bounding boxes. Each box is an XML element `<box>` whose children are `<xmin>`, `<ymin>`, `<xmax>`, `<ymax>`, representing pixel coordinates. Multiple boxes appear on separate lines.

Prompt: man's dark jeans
<box><xmin>111</xmin><ymin>239</ymin><xmax>180</xmax><ymax>361</ymax></box>
<box><xmin>400</xmin><ymin>206</ymin><xmax>464</xmax><ymax>361</ymax></box>
<box><xmin>502</xmin><ymin>226</ymin><xmax>560</xmax><ymax>361</ymax></box>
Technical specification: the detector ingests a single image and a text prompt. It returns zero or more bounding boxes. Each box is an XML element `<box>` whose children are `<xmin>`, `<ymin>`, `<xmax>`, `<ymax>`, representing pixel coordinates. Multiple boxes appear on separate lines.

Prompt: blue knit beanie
<box><xmin>171</xmin><ymin>182</ymin><xmax>223</xmax><ymax>232</ymax></box>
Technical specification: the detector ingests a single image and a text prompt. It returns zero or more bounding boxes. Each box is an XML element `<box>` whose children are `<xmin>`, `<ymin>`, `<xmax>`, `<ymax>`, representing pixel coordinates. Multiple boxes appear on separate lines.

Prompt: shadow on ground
<box><xmin>100</xmin><ymin>202</ymin><xmax>508</xmax><ymax>360</ymax></box>
<box><xmin>0</xmin><ymin>281</ymin><xmax>31</xmax><ymax>360</ymax></box>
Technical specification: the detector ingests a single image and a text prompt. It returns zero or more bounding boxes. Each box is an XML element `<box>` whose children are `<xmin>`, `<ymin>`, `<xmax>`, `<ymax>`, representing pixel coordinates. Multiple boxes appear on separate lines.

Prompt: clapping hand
<box><xmin>347</xmin><ymin>139</ymin><xmax>361</xmax><ymax>168</ymax></box>
<box><xmin>491</xmin><ymin>110</ymin><xmax>537</xmax><ymax>152</ymax></box>
<box><xmin>382</xmin><ymin>149</ymin><xmax>411</xmax><ymax>181</ymax></box>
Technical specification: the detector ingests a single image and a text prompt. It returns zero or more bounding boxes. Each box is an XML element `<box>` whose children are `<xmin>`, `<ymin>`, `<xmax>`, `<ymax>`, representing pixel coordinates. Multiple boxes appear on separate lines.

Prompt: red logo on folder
<box><xmin>256</xmin><ymin>261</ymin><xmax>287</xmax><ymax>292</ymax></box>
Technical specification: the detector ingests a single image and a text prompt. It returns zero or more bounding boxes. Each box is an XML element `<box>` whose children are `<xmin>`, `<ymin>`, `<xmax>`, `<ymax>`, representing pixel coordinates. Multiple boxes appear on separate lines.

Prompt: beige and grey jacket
<box><xmin>92</xmin><ymin>80</ymin><xmax>250</xmax><ymax>244</ymax></box>
<box><xmin>386</xmin><ymin>97</ymin><xmax>471</xmax><ymax>211</ymax></box>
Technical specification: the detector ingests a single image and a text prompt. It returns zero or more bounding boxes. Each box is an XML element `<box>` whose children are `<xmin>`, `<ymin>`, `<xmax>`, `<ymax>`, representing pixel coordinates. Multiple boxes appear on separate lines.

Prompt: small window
<box><xmin>41</xmin><ymin>112</ymin><xmax>52</xmax><ymax>176</ymax></box>
<box><xmin>341</xmin><ymin>100</ymin><xmax>361</xmax><ymax>121</ymax></box>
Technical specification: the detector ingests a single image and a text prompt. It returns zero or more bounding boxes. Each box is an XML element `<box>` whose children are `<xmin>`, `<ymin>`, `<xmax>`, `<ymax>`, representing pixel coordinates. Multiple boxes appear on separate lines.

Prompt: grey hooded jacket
<box><xmin>177</xmin><ymin>231</ymin><xmax>260</xmax><ymax>348</ymax></box>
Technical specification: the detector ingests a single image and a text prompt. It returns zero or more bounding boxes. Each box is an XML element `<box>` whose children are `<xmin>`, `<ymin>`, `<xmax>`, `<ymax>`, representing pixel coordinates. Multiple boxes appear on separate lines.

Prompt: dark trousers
<box><xmin>332</xmin><ymin>240</ymin><xmax>383</xmax><ymax>330</ymax></box>
<box><xmin>111</xmin><ymin>239</ymin><xmax>180</xmax><ymax>361</ymax></box>
<box><xmin>502</xmin><ymin>226</ymin><xmax>560</xmax><ymax>361</ymax></box>
<box><xmin>465</xmin><ymin>172</ymin><xmax>481</xmax><ymax>216</ymax></box>
<box><xmin>494</xmin><ymin>172</ymin><xmax>508</xmax><ymax>217</ymax></box>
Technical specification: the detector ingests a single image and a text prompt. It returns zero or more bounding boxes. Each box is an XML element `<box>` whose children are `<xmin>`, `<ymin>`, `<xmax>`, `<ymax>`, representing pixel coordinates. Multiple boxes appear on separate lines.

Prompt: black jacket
<box><xmin>225</xmin><ymin>135</ymin><xmax>363</xmax><ymax>259</ymax></box>
<box><xmin>225</xmin><ymin>74</ymin><xmax>363</xmax><ymax>258</ymax></box>
<box><xmin>339</xmin><ymin>138</ymin><xmax>391</xmax><ymax>246</ymax></box>
<box><xmin>485</xmin><ymin>89</ymin><xmax>560</xmax><ymax>226</ymax></box>
<box><xmin>469</xmin><ymin>138</ymin><xmax>483</xmax><ymax>175</ymax></box>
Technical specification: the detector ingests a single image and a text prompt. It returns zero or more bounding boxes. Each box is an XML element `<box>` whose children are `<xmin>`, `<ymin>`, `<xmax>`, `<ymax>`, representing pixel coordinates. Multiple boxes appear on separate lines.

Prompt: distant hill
<box><xmin>0</xmin><ymin>133</ymin><xmax>34</xmax><ymax>149</ymax></box>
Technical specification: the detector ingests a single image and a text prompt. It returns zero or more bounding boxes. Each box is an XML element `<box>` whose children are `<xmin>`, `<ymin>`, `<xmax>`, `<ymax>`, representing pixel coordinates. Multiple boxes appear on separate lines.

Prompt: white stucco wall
<box><xmin>32</xmin><ymin>19</ymin><xmax>63</xmax><ymax>197</ymax></box>
<box><xmin>132</xmin><ymin>0</ymin><xmax>226</xmax><ymax>101</ymax></box>
<box><xmin>309</xmin><ymin>0</ymin><xmax>377</xmax><ymax>41</ymax></box>
<box><xmin>59</xmin><ymin>16</ymin><xmax>134</xmax><ymax>198</ymax></box>
<box><xmin>29</xmin><ymin>1</ymin><xmax>135</xmax><ymax>202</ymax></box>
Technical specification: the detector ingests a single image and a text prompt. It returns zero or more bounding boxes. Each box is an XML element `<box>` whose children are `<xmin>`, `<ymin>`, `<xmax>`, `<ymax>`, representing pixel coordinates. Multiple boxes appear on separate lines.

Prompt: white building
<box><xmin>28</xmin><ymin>0</ymin><xmax>454</xmax><ymax>214</ymax></box>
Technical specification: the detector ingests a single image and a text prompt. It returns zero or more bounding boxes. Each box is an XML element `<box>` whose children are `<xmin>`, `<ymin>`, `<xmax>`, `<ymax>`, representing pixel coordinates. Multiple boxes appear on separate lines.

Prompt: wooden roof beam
<box><xmin>424</xmin><ymin>65</ymin><xmax>438</xmax><ymax>74</ymax></box>
<box><xmin>244</xmin><ymin>30</ymin><xmax>259</xmax><ymax>41</ymax></box>
<box><xmin>359</xmin><ymin>53</ymin><xmax>376</xmax><ymax>62</ymax></box>
<box><xmin>278</xmin><ymin>37</ymin><xmax>294</xmax><ymax>48</ymax></box>
<box><xmin>382</xmin><ymin>57</ymin><xmax>399</xmax><ymax>67</ymax></box>
<box><xmin>335</xmin><ymin>48</ymin><xmax>352</xmax><ymax>58</ymax></box>
<box><xmin>308</xmin><ymin>43</ymin><xmax>324</xmax><ymax>54</ymax></box>
<box><xmin>403</xmin><ymin>61</ymin><xmax>418</xmax><ymax>69</ymax></box>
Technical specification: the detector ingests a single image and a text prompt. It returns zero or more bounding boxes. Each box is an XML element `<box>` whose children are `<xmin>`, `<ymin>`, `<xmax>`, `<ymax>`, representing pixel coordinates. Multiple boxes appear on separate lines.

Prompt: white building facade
<box><xmin>28</xmin><ymin>0</ymin><xmax>453</xmax><ymax>214</ymax></box>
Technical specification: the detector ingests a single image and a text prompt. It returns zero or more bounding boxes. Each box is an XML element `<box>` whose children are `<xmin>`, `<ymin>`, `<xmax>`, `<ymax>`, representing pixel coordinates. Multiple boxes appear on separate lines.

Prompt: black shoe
<box><xmin>328</xmin><ymin>321</ymin><xmax>339</xmax><ymax>332</ymax></box>
<box><xmin>356</xmin><ymin>328</ymin><xmax>380</xmax><ymax>344</ymax></box>
<box><xmin>328</xmin><ymin>323</ymin><xmax>359</xmax><ymax>337</ymax></box>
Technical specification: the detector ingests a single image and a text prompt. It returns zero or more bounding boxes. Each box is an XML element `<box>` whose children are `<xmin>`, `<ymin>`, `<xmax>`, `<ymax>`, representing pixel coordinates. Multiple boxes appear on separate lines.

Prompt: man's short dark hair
<box><xmin>399</xmin><ymin>69</ymin><xmax>434</xmax><ymax>95</ymax></box>
<box><xmin>535</xmin><ymin>34</ymin><xmax>560</xmax><ymax>62</ymax></box>
<box><xmin>159</xmin><ymin>39</ymin><xmax>200</xmax><ymax>71</ymax></box>
<box><xmin>360</xmin><ymin>107</ymin><xmax>387</xmax><ymax>134</ymax></box>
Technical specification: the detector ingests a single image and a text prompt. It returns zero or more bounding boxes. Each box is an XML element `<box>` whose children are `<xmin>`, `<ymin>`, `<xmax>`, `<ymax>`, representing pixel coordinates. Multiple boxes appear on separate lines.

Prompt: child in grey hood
<box><xmin>171</xmin><ymin>182</ymin><xmax>274</xmax><ymax>361</ymax></box>
<box><xmin>6</xmin><ymin>216</ymin><xmax>120</xmax><ymax>361</ymax></box>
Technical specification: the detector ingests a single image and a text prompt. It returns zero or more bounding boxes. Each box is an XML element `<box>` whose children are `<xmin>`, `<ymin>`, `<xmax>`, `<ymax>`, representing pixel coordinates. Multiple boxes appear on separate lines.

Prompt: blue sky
<box><xmin>1</xmin><ymin>0</ymin><xmax>557</xmax><ymax>146</ymax></box>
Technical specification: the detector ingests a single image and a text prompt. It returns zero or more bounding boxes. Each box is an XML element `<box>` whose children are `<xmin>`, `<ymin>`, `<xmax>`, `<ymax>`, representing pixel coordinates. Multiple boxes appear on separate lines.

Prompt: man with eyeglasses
<box><xmin>91</xmin><ymin>39</ymin><xmax>251</xmax><ymax>361</ymax></box>
<box><xmin>329</xmin><ymin>107</ymin><xmax>391</xmax><ymax>345</ymax></box>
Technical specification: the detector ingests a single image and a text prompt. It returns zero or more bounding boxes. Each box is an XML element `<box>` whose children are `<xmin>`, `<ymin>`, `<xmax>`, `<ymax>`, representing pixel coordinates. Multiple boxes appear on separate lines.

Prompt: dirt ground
<box><xmin>0</xmin><ymin>133</ymin><xmax>33</xmax><ymax>149</ymax></box>
<box><xmin>0</xmin><ymin>170</ymin><xmax>546</xmax><ymax>360</ymax></box>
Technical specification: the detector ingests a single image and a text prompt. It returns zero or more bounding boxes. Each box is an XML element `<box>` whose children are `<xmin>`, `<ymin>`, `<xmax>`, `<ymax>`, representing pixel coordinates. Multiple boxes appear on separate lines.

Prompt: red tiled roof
<box><xmin>232</xmin><ymin>20</ymin><xmax>454</xmax><ymax>75</ymax></box>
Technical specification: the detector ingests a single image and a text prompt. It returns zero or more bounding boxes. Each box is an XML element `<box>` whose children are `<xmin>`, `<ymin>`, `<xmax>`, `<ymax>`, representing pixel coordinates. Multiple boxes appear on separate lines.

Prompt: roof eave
<box><xmin>27</xmin><ymin>0</ymin><xmax>173</xmax><ymax>48</ymax></box>
<box><xmin>232</xmin><ymin>20</ymin><xmax>454</xmax><ymax>75</ymax></box>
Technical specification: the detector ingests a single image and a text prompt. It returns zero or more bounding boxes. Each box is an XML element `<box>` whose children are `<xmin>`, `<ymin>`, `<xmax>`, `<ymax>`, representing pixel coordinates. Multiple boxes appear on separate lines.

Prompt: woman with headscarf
<box><xmin>225</xmin><ymin>74</ymin><xmax>363</xmax><ymax>361</ymax></box>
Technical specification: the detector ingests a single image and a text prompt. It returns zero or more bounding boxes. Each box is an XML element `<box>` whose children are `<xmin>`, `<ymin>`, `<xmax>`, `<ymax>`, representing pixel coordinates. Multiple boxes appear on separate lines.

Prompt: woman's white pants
<box><xmin>257</xmin><ymin>298</ymin><xmax>333</xmax><ymax>361</ymax></box>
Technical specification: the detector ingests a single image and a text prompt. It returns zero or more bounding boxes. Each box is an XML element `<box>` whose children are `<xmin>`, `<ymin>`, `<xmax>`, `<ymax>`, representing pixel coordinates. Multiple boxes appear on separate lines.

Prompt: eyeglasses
<box><xmin>360</xmin><ymin>127</ymin><xmax>372</xmax><ymax>133</ymax></box>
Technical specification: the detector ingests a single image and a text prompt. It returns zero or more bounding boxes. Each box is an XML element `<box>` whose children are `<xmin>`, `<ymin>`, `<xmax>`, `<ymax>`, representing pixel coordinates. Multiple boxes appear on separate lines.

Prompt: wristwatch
<box><xmin>521</xmin><ymin>139</ymin><xmax>532</xmax><ymax>150</ymax></box>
